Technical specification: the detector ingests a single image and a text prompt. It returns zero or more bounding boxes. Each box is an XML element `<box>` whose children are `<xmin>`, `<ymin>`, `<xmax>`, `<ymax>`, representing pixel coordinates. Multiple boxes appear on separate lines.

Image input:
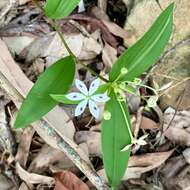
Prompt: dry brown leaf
<box><xmin>28</xmin><ymin>145</ymin><xmax>78</xmax><ymax>173</ymax></box>
<box><xmin>102</xmin><ymin>20</ymin><xmax>129</xmax><ymax>39</ymax></box>
<box><xmin>67</xmin><ymin>14</ymin><xmax>118</xmax><ymax>48</ymax></box>
<box><xmin>75</xmin><ymin>131</ymin><xmax>101</xmax><ymax>157</ymax></box>
<box><xmin>15</xmin><ymin>127</ymin><xmax>35</xmax><ymax>167</ymax></box>
<box><xmin>98</xmin><ymin>150</ymin><xmax>174</xmax><ymax>181</ymax></box>
<box><xmin>90</xmin><ymin>124</ymin><xmax>101</xmax><ymax>132</ymax></box>
<box><xmin>140</xmin><ymin>116</ymin><xmax>159</xmax><ymax>130</ymax></box>
<box><xmin>160</xmin><ymin>156</ymin><xmax>189</xmax><ymax>190</ymax></box>
<box><xmin>165</xmin><ymin>127</ymin><xmax>190</xmax><ymax>146</ymax></box>
<box><xmin>78</xmin><ymin>35</ymin><xmax>102</xmax><ymax>60</ymax></box>
<box><xmin>102</xmin><ymin>42</ymin><xmax>117</xmax><ymax>68</ymax></box>
<box><xmin>17</xmin><ymin>32</ymin><xmax>102</xmax><ymax>65</ymax></box>
<box><xmin>44</xmin><ymin>33</ymin><xmax>84</xmax><ymax>66</ymax></box>
<box><xmin>16</xmin><ymin>162</ymin><xmax>55</xmax><ymax>185</ymax></box>
<box><xmin>91</xmin><ymin>6</ymin><xmax>129</xmax><ymax>40</ymax></box>
<box><xmin>163</xmin><ymin>108</ymin><xmax>190</xmax><ymax>146</ymax></box>
<box><xmin>54</xmin><ymin>171</ymin><xmax>89</xmax><ymax>190</ymax></box>
<box><xmin>3</xmin><ymin>36</ymin><xmax>36</xmax><ymax>55</ymax></box>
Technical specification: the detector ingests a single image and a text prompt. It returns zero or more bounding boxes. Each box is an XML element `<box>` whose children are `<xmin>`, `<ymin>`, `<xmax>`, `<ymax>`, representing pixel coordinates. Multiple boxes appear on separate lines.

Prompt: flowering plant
<box><xmin>65</xmin><ymin>78</ymin><xmax>110</xmax><ymax>118</ymax></box>
<box><xmin>14</xmin><ymin>1</ymin><xmax>174</xmax><ymax>189</ymax></box>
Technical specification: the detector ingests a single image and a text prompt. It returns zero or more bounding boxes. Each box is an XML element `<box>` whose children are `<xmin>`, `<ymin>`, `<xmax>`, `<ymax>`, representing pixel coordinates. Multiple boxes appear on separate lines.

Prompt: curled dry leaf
<box><xmin>67</xmin><ymin>14</ymin><xmax>118</xmax><ymax>48</ymax></box>
<box><xmin>90</xmin><ymin>6</ymin><xmax>130</xmax><ymax>40</ymax></box>
<box><xmin>140</xmin><ymin>116</ymin><xmax>159</xmax><ymax>130</ymax></box>
<box><xmin>16</xmin><ymin>162</ymin><xmax>55</xmax><ymax>185</ymax></box>
<box><xmin>163</xmin><ymin>107</ymin><xmax>190</xmax><ymax>146</ymax></box>
<box><xmin>75</xmin><ymin>131</ymin><xmax>101</xmax><ymax>157</ymax></box>
<box><xmin>15</xmin><ymin>127</ymin><xmax>35</xmax><ymax>167</ymax></box>
<box><xmin>102</xmin><ymin>42</ymin><xmax>117</xmax><ymax>68</ymax></box>
<box><xmin>98</xmin><ymin>150</ymin><xmax>174</xmax><ymax>181</ymax></box>
<box><xmin>3</xmin><ymin>36</ymin><xmax>36</xmax><ymax>56</ymax></box>
<box><xmin>54</xmin><ymin>171</ymin><xmax>89</xmax><ymax>190</ymax></box>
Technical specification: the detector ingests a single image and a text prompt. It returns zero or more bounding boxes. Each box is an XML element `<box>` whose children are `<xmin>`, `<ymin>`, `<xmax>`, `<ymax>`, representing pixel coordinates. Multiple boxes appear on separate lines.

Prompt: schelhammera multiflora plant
<box><xmin>14</xmin><ymin>0</ymin><xmax>174</xmax><ymax>189</ymax></box>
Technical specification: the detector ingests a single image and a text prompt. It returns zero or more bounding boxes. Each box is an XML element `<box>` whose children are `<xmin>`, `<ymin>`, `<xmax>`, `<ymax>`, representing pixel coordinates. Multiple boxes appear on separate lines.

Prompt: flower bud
<box><xmin>120</xmin><ymin>68</ymin><xmax>128</xmax><ymax>75</ymax></box>
<box><xmin>103</xmin><ymin>110</ymin><xmax>111</xmax><ymax>120</ymax></box>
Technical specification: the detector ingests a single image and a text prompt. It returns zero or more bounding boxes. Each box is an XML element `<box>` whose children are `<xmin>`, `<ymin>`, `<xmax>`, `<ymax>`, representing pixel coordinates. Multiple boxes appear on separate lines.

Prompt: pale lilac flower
<box><xmin>66</xmin><ymin>78</ymin><xmax>110</xmax><ymax>118</ymax></box>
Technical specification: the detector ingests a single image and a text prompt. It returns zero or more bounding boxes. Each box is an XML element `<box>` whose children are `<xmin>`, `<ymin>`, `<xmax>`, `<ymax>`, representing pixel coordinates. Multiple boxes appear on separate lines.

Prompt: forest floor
<box><xmin>0</xmin><ymin>0</ymin><xmax>189</xmax><ymax>190</ymax></box>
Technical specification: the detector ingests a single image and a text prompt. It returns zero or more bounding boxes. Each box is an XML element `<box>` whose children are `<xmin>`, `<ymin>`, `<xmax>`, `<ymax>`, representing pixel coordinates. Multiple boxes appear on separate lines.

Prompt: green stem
<box><xmin>118</xmin><ymin>100</ymin><xmax>133</xmax><ymax>141</ymax></box>
<box><xmin>32</xmin><ymin>0</ymin><xmax>108</xmax><ymax>83</ymax></box>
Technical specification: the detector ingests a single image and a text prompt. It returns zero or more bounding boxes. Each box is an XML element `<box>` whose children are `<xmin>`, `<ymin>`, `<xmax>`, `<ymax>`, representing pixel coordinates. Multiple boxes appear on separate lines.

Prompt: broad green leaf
<box><xmin>44</xmin><ymin>0</ymin><xmax>80</xmax><ymax>19</ymax></box>
<box><xmin>101</xmin><ymin>91</ymin><xmax>132</xmax><ymax>188</ymax></box>
<box><xmin>14</xmin><ymin>56</ymin><xmax>75</xmax><ymax>128</ymax></box>
<box><xmin>109</xmin><ymin>3</ymin><xmax>174</xmax><ymax>82</ymax></box>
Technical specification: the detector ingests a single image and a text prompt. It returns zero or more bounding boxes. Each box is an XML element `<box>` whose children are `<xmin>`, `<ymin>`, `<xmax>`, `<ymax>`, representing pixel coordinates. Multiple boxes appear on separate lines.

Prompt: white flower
<box><xmin>66</xmin><ymin>78</ymin><xmax>110</xmax><ymax>118</ymax></box>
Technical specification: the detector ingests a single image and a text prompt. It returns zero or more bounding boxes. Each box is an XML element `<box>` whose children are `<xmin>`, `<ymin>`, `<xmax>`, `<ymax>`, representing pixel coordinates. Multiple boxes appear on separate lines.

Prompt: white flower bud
<box><xmin>120</xmin><ymin>68</ymin><xmax>128</xmax><ymax>75</ymax></box>
<box><xmin>103</xmin><ymin>110</ymin><xmax>111</xmax><ymax>120</ymax></box>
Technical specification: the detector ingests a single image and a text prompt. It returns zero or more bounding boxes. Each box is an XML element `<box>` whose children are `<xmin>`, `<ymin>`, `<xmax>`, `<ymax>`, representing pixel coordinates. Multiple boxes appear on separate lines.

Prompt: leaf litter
<box><xmin>0</xmin><ymin>0</ymin><xmax>189</xmax><ymax>190</ymax></box>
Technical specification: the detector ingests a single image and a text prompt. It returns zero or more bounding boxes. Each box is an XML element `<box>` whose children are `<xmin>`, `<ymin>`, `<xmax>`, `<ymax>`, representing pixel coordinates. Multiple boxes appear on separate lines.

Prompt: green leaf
<box><xmin>101</xmin><ymin>91</ymin><xmax>132</xmax><ymax>188</ymax></box>
<box><xmin>44</xmin><ymin>0</ymin><xmax>80</xmax><ymax>19</ymax></box>
<box><xmin>109</xmin><ymin>3</ymin><xmax>174</xmax><ymax>82</ymax></box>
<box><xmin>14</xmin><ymin>56</ymin><xmax>75</xmax><ymax>128</ymax></box>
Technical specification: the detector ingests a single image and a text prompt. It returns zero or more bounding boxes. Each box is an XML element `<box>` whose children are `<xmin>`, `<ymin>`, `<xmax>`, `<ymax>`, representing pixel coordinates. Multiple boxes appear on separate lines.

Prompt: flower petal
<box><xmin>88</xmin><ymin>100</ymin><xmax>99</xmax><ymax>119</ymax></box>
<box><xmin>74</xmin><ymin>100</ymin><xmax>88</xmax><ymax>117</ymax></box>
<box><xmin>66</xmin><ymin>92</ymin><xmax>85</xmax><ymax>101</ymax></box>
<box><xmin>75</xmin><ymin>79</ymin><xmax>88</xmax><ymax>95</ymax></box>
<box><xmin>121</xmin><ymin>144</ymin><xmax>132</xmax><ymax>152</ymax></box>
<box><xmin>91</xmin><ymin>93</ymin><xmax>110</xmax><ymax>103</ymax></box>
<box><xmin>137</xmin><ymin>139</ymin><xmax>147</xmax><ymax>146</ymax></box>
<box><xmin>88</xmin><ymin>78</ymin><xmax>100</xmax><ymax>95</ymax></box>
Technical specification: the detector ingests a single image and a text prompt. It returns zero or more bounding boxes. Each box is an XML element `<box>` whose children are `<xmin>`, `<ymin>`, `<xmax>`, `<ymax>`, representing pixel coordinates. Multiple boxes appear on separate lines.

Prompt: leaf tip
<box><xmin>166</xmin><ymin>2</ymin><xmax>175</xmax><ymax>14</ymax></box>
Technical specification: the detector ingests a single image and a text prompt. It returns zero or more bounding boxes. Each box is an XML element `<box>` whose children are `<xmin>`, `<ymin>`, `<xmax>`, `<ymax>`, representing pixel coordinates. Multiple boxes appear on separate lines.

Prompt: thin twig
<box><xmin>159</xmin><ymin>77</ymin><xmax>190</xmax><ymax>97</ymax></box>
<box><xmin>0</xmin><ymin>71</ymin><xmax>110</xmax><ymax>190</ymax></box>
